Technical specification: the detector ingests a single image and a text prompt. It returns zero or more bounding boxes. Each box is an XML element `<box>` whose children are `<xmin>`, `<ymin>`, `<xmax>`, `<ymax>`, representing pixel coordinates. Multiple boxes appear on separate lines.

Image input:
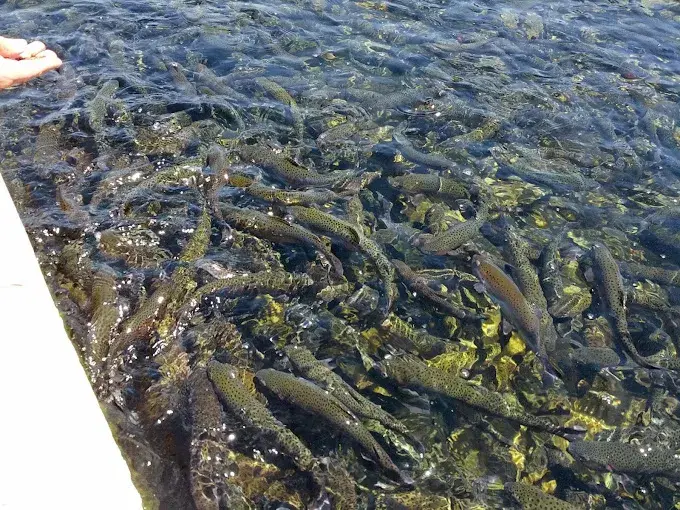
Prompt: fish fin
<box><xmin>568</xmin><ymin>338</ymin><xmax>585</xmax><ymax>349</ymax></box>
<box><xmin>636</xmin><ymin>355</ymin><xmax>663</xmax><ymax>370</ymax></box>
<box><xmin>319</xmin><ymin>357</ymin><xmax>337</xmax><ymax>369</ymax></box>
<box><xmin>349</xmin><ymin>225</ymin><xmax>364</xmax><ymax>246</ymax></box>
<box><xmin>270</xmin><ymin>215</ymin><xmax>294</xmax><ymax>226</ymax></box>
<box><xmin>359</xmin><ymin>451</ymin><xmax>376</xmax><ymax>465</ymax></box>
<box><xmin>583</xmin><ymin>266</ymin><xmax>595</xmax><ymax>283</ymax></box>
<box><xmin>399</xmin><ymin>471</ymin><xmax>415</xmax><ymax>486</ymax></box>
<box><xmin>560</xmin><ymin>427</ymin><xmax>588</xmax><ymax>441</ymax></box>
<box><xmin>502</xmin><ymin>319</ymin><xmax>514</xmax><ymax>336</ymax></box>
<box><xmin>540</xmin><ymin>364</ymin><xmax>560</xmax><ymax>388</ymax></box>
<box><xmin>495</xmin><ymin>164</ymin><xmax>513</xmax><ymax>179</ymax></box>
<box><xmin>412</xmin><ymin>233</ymin><xmax>433</xmax><ymax>248</ymax></box>
<box><xmin>473</xmin><ymin>282</ymin><xmax>486</xmax><ymax>294</ymax></box>
<box><xmin>310</xmin><ymin>493</ymin><xmax>332</xmax><ymax>510</ymax></box>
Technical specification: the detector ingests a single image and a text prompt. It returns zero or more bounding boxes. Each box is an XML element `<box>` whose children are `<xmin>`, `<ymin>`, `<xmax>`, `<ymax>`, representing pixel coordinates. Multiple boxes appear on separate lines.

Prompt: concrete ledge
<box><xmin>0</xmin><ymin>175</ymin><xmax>142</xmax><ymax>509</ymax></box>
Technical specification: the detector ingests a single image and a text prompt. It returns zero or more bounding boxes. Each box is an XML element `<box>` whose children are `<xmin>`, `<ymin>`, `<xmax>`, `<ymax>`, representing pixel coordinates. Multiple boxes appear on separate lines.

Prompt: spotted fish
<box><xmin>344</xmin><ymin>86</ymin><xmax>437</xmax><ymax>112</ymax></box>
<box><xmin>238</xmin><ymin>145</ymin><xmax>353</xmax><ymax>187</ymax></box>
<box><xmin>255</xmin><ymin>368</ymin><xmax>411</xmax><ymax>484</ymax></box>
<box><xmin>590</xmin><ymin>242</ymin><xmax>658</xmax><ymax>369</ymax></box>
<box><xmin>504</xmin><ymin>228</ymin><xmax>557</xmax><ymax>354</ymax></box>
<box><xmin>568</xmin><ymin>440</ymin><xmax>680</xmax><ymax>477</ymax></box>
<box><xmin>204</xmin><ymin>144</ymin><xmax>231</xmax><ymax>198</ymax></box>
<box><xmin>207</xmin><ymin>361</ymin><xmax>315</xmax><ymax>471</ymax></box>
<box><xmin>618</xmin><ymin>260</ymin><xmax>680</xmax><ymax>286</ymax></box>
<box><xmin>188</xmin><ymin>368</ymin><xmax>251</xmax><ymax>510</ymax></box>
<box><xmin>378</xmin><ymin>356</ymin><xmax>581</xmax><ymax>437</ymax></box>
<box><xmin>389</xmin><ymin>172</ymin><xmax>471</xmax><ymax>199</ymax></box>
<box><xmin>538</xmin><ymin>228</ymin><xmax>565</xmax><ymax>308</ymax></box>
<box><xmin>195</xmin><ymin>63</ymin><xmax>249</xmax><ymax>102</ymax></box>
<box><xmin>88</xmin><ymin>79</ymin><xmax>119</xmax><ymax>133</ymax></box>
<box><xmin>180</xmin><ymin>204</ymin><xmax>212</xmax><ymax>263</ymax></box>
<box><xmin>288</xmin><ymin>205</ymin><xmax>363</xmax><ymax>247</ymax></box>
<box><xmin>290</xmin><ymin>206</ymin><xmax>395</xmax><ymax>315</ymax></box>
<box><xmin>188</xmin><ymin>270</ymin><xmax>314</xmax><ymax>305</ymax></box>
<box><xmin>505</xmin><ymin>482</ymin><xmax>578</xmax><ymax>510</ymax></box>
<box><xmin>472</xmin><ymin>255</ymin><xmax>542</xmax><ymax>356</ymax></box>
<box><xmin>504</xmin><ymin>229</ymin><xmax>547</xmax><ymax>312</ymax></box>
<box><xmin>380</xmin><ymin>313</ymin><xmax>450</xmax><ymax>358</ymax></box>
<box><xmin>166</xmin><ymin>61</ymin><xmax>197</xmax><ymax>94</ymax></box>
<box><xmin>392</xmin><ymin>259</ymin><xmax>481</xmax><ymax>321</ymax></box>
<box><xmin>221</xmin><ymin>205</ymin><xmax>343</xmax><ymax>277</ymax></box>
<box><xmin>358</xmin><ymin>235</ymin><xmax>397</xmax><ymax>316</ymax></box>
<box><xmin>492</xmin><ymin>146</ymin><xmax>596</xmax><ymax>193</ymax></box>
<box><xmin>246</xmin><ymin>183</ymin><xmax>348</xmax><ymax>206</ymax></box>
<box><xmin>87</xmin><ymin>269</ymin><xmax>120</xmax><ymax>370</ymax></box>
<box><xmin>569</xmin><ymin>346</ymin><xmax>624</xmax><ymax>370</ymax></box>
<box><xmin>416</xmin><ymin>202</ymin><xmax>489</xmax><ymax>255</ymax></box>
<box><xmin>256</xmin><ymin>77</ymin><xmax>304</xmax><ymax>140</ymax></box>
<box><xmin>392</xmin><ymin>130</ymin><xmax>458</xmax><ymax>172</ymax></box>
<box><xmin>108</xmin><ymin>265</ymin><xmax>196</xmax><ymax>360</ymax></box>
<box><xmin>283</xmin><ymin>345</ymin><xmax>409</xmax><ymax>436</ymax></box>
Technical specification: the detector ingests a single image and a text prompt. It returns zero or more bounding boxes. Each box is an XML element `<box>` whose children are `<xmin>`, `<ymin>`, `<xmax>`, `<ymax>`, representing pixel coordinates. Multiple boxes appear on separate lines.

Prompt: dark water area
<box><xmin>3</xmin><ymin>0</ymin><xmax>680</xmax><ymax>508</ymax></box>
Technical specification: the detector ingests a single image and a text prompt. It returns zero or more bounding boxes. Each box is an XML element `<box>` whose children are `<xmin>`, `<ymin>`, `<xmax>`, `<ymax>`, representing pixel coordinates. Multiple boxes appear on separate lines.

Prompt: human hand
<box><xmin>0</xmin><ymin>36</ymin><xmax>63</xmax><ymax>90</ymax></box>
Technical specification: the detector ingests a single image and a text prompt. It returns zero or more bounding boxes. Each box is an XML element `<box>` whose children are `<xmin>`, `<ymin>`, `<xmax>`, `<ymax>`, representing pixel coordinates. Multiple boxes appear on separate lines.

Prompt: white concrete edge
<box><xmin>0</xmin><ymin>175</ymin><xmax>142</xmax><ymax>510</ymax></box>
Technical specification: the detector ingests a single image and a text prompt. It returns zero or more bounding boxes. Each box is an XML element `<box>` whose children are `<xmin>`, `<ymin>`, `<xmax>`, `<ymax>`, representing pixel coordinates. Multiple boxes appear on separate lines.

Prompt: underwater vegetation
<box><xmin>3</xmin><ymin>0</ymin><xmax>680</xmax><ymax>508</ymax></box>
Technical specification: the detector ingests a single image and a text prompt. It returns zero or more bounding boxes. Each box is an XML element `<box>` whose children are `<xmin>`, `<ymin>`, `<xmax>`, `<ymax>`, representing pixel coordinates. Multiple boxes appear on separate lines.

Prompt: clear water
<box><xmin>2</xmin><ymin>0</ymin><xmax>680</xmax><ymax>508</ymax></box>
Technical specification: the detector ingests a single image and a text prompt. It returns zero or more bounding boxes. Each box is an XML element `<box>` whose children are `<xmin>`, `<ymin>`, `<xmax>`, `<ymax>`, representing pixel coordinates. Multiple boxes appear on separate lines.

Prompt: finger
<box><xmin>18</xmin><ymin>40</ymin><xmax>46</xmax><ymax>60</ymax></box>
<box><xmin>0</xmin><ymin>54</ymin><xmax>63</xmax><ymax>85</ymax></box>
<box><xmin>31</xmin><ymin>49</ymin><xmax>60</xmax><ymax>61</ymax></box>
<box><xmin>0</xmin><ymin>36</ymin><xmax>28</xmax><ymax>58</ymax></box>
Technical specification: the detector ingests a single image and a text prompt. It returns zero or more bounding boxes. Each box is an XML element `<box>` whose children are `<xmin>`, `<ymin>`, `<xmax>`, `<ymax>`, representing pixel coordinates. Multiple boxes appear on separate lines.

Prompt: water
<box><xmin>2</xmin><ymin>0</ymin><xmax>680</xmax><ymax>508</ymax></box>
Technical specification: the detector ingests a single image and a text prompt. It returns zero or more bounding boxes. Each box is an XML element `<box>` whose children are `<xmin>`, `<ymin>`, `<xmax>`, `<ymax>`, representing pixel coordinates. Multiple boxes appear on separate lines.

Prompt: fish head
<box><xmin>281</xmin><ymin>344</ymin><xmax>299</xmax><ymax>363</ymax></box>
<box><xmin>504</xmin><ymin>482</ymin><xmax>522</xmax><ymax>502</ymax></box>
<box><xmin>567</xmin><ymin>440</ymin><xmax>594</xmax><ymax>464</ymax></box>
<box><xmin>412</xmin><ymin>232</ymin><xmax>434</xmax><ymax>250</ymax></box>
<box><xmin>373</xmin><ymin>359</ymin><xmax>390</xmax><ymax>379</ymax></box>
<box><xmin>568</xmin><ymin>440</ymin><xmax>618</xmax><ymax>471</ymax></box>
<box><xmin>503</xmin><ymin>225</ymin><xmax>522</xmax><ymax>249</ymax></box>
<box><xmin>206</xmin><ymin>359</ymin><xmax>238</xmax><ymax>384</ymax></box>
<box><xmin>471</xmin><ymin>254</ymin><xmax>488</xmax><ymax>279</ymax></box>
<box><xmin>206</xmin><ymin>359</ymin><xmax>221</xmax><ymax>373</ymax></box>
<box><xmin>254</xmin><ymin>368</ymin><xmax>277</xmax><ymax>388</ymax></box>
<box><xmin>589</xmin><ymin>241</ymin><xmax>608</xmax><ymax>259</ymax></box>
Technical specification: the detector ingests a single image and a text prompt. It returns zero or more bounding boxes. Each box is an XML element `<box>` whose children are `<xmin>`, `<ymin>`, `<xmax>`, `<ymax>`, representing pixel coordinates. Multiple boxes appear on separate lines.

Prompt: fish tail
<box><xmin>540</xmin><ymin>364</ymin><xmax>560</xmax><ymax>389</ymax></box>
<box><xmin>374</xmin><ymin>443</ymin><xmax>413</xmax><ymax>485</ymax></box>
<box><xmin>632</xmin><ymin>352</ymin><xmax>663</xmax><ymax>370</ymax></box>
<box><xmin>619</xmin><ymin>331</ymin><xmax>662</xmax><ymax>369</ymax></box>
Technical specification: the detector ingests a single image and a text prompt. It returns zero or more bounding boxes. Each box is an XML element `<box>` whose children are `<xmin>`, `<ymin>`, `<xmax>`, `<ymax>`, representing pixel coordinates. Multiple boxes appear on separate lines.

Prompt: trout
<box><xmin>506</xmin><ymin>482</ymin><xmax>578</xmax><ymax>510</ymax></box>
<box><xmin>246</xmin><ymin>183</ymin><xmax>348</xmax><ymax>206</ymax></box>
<box><xmin>207</xmin><ymin>361</ymin><xmax>315</xmax><ymax>471</ymax></box>
<box><xmin>290</xmin><ymin>206</ymin><xmax>395</xmax><ymax>315</ymax></box>
<box><xmin>378</xmin><ymin>356</ymin><xmax>581</xmax><ymax>437</ymax></box>
<box><xmin>590</xmin><ymin>242</ymin><xmax>658</xmax><ymax>369</ymax></box>
<box><xmin>221</xmin><ymin>205</ymin><xmax>343</xmax><ymax>276</ymax></box>
<box><xmin>416</xmin><ymin>202</ymin><xmax>489</xmax><ymax>255</ymax></box>
<box><xmin>238</xmin><ymin>145</ymin><xmax>353</xmax><ymax>187</ymax></box>
<box><xmin>256</xmin><ymin>369</ymin><xmax>411</xmax><ymax>484</ymax></box>
<box><xmin>568</xmin><ymin>439</ymin><xmax>680</xmax><ymax>477</ymax></box>
<box><xmin>284</xmin><ymin>345</ymin><xmax>409</xmax><ymax>436</ymax></box>
<box><xmin>389</xmin><ymin>173</ymin><xmax>470</xmax><ymax>199</ymax></box>
<box><xmin>472</xmin><ymin>255</ymin><xmax>542</xmax><ymax>356</ymax></box>
<box><xmin>392</xmin><ymin>259</ymin><xmax>481</xmax><ymax>321</ymax></box>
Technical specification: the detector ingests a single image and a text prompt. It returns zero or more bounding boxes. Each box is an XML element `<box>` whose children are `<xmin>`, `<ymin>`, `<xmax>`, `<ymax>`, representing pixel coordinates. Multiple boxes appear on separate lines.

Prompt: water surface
<box><xmin>2</xmin><ymin>0</ymin><xmax>680</xmax><ymax>508</ymax></box>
